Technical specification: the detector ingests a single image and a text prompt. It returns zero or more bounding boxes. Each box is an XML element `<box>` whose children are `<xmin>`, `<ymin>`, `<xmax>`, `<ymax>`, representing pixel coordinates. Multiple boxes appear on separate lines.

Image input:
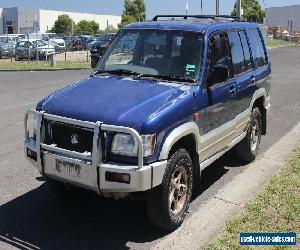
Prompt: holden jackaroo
<box><xmin>24</xmin><ymin>15</ymin><xmax>271</xmax><ymax>230</ymax></box>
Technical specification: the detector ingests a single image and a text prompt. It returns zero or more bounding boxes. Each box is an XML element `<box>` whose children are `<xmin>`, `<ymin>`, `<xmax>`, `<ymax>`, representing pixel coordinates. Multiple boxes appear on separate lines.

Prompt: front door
<box><xmin>198</xmin><ymin>32</ymin><xmax>238</xmax><ymax>161</ymax></box>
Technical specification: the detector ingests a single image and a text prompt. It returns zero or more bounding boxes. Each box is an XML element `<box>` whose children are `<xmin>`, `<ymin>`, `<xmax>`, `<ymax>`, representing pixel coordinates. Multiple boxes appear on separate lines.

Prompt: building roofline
<box><xmin>266</xmin><ymin>4</ymin><xmax>300</xmax><ymax>10</ymax></box>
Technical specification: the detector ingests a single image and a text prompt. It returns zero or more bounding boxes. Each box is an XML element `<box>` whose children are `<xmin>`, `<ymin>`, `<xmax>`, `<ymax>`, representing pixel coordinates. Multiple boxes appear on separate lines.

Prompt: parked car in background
<box><xmin>15</xmin><ymin>39</ymin><xmax>55</xmax><ymax>61</ymax></box>
<box><xmin>80</xmin><ymin>35</ymin><xmax>95</xmax><ymax>50</ymax></box>
<box><xmin>0</xmin><ymin>43</ymin><xmax>15</xmax><ymax>59</ymax></box>
<box><xmin>90</xmin><ymin>33</ymin><xmax>116</xmax><ymax>68</ymax></box>
<box><xmin>65</xmin><ymin>36</ymin><xmax>85</xmax><ymax>51</ymax></box>
<box><xmin>0</xmin><ymin>37</ymin><xmax>16</xmax><ymax>58</ymax></box>
<box><xmin>29</xmin><ymin>33</ymin><xmax>65</xmax><ymax>53</ymax></box>
<box><xmin>0</xmin><ymin>35</ymin><xmax>18</xmax><ymax>46</ymax></box>
<box><xmin>45</xmin><ymin>33</ymin><xmax>66</xmax><ymax>53</ymax></box>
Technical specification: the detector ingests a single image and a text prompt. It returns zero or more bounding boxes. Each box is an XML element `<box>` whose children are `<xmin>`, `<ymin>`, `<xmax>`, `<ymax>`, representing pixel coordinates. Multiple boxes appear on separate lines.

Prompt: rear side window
<box><xmin>247</xmin><ymin>28</ymin><xmax>267</xmax><ymax>67</ymax></box>
<box><xmin>227</xmin><ymin>31</ymin><xmax>246</xmax><ymax>75</ymax></box>
<box><xmin>239</xmin><ymin>31</ymin><xmax>253</xmax><ymax>71</ymax></box>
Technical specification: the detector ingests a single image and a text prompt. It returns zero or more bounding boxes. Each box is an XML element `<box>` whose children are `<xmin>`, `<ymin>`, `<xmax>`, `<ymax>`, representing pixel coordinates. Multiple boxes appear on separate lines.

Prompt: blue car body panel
<box><xmin>37</xmin><ymin>76</ymin><xmax>196</xmax><ymax>134</ymax></box>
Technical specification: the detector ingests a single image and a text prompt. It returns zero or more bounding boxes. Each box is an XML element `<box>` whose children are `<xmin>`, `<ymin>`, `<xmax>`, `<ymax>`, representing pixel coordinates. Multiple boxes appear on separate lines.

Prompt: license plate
<box><xmin>55</xmin><ymin>159</ymin><xmax>81</xmax><ymax>178</ymax></box>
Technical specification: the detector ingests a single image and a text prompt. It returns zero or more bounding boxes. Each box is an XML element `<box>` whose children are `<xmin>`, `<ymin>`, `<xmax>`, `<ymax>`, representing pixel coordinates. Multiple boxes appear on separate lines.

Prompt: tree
<box><xmin>76</xmin><ymin>20</ymin><xmax>99</xmax><ymax>35</ymax></box>
<box><xmin>51</xmin><ymin>14</ymin><xmax>76</xmax><ymax>35</ymax></box>
<box><xmin>120</xmin><ymin>0</ymin><xmax>146</xmax><ymax>28</ymax></box>
<box><xmin>231</xmin><ymin>0</ymin><xmax>265</xmax><ymax>23</ymax></box>
<box><xmin>104</xmin><ymin>25</ymin><xmax>119</xmax><ymax>34</ymax></box>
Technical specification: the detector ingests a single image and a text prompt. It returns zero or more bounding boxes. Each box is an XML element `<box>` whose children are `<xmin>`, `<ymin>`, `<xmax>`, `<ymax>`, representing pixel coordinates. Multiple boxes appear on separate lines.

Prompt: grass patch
<box><xmin>206</xmin><ymin>148</ymin><xmax>300</xmax><ymax>250</ymax></box>
<box><xmin>267</xmin><ymin>38</ymin><xmax>296</xmax><ymax>48</ymax></box>
<box><xmin>0</xmin><ymin>61</ymin><xmax>90</xmax><ymax>70</ymax></box>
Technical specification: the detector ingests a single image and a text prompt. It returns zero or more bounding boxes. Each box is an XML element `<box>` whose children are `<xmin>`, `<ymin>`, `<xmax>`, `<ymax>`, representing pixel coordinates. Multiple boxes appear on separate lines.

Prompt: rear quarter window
<box><xmin>246</xmin><ymin>28</ymin><xmax>268</xmax><ymax>68</ymax></box>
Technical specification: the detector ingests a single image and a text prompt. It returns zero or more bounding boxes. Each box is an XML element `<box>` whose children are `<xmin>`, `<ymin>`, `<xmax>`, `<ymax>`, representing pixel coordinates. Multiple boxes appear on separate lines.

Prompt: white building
<box><xmin>1</xmin><ymin>7</ymin><xmax>121</xmax><ymax>34</ymax></box>
<box><xmin>265</xmin><ymin>5</ymin><xmax>300</xmax><ymax>31</ymax></box>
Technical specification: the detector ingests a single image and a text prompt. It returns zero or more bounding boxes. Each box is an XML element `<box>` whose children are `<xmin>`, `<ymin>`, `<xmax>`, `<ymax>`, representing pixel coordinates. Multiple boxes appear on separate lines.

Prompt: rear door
<box><xmin>227</xmin><ymin>30</ymin><xmax>256</xmax><ymax>137</ymax></box>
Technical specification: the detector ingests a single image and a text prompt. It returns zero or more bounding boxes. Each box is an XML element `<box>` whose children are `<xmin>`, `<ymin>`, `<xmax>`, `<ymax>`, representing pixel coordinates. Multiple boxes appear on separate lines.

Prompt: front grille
<box><xmin>47</xmin><ymin>122</ymin><xmax>94</xmax><ymax>153</ymax></box>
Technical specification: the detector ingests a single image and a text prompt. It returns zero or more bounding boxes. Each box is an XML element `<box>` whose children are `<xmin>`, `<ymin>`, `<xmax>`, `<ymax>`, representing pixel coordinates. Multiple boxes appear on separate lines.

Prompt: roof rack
<box><xmin>152</xmin><ymin>15</ymin><xmax>240</xmax><ymax>22</ymax></box>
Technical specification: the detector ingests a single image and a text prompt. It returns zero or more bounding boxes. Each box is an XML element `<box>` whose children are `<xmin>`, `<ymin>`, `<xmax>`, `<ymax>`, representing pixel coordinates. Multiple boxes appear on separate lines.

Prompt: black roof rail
<box><xmin>152</xmin><ymin>15</ymin><xmax>240</xmax><ymax>22</ymax></box>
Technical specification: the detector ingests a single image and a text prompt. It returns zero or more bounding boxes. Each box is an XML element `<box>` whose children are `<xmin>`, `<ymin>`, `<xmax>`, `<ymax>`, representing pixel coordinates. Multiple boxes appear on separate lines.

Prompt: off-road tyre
<box><xmin>146</xmin><ymin>148</ymin><xmax>193</xmax><ymax>231</ymax></box>
<box><xmin>235</xmin><ymin>107</ymin><xmax>262</xmax><ymax>163</ymax></box>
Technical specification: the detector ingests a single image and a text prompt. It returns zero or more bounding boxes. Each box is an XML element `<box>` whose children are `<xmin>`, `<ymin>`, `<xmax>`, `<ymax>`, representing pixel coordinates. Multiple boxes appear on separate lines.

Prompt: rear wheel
<box><xmin>234</xmin><ymin>107</ymin><xmax>262</xmax><ymax>163</ymax></box>
<box><xmin>146</xmin><ymin>148</ymin><xmax>193</xmax><ymax>231</ymax></box>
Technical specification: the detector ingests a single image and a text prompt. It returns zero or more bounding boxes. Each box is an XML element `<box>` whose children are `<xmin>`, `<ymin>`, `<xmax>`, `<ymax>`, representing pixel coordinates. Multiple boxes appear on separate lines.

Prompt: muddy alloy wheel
<box><xmin>146</xmin><ymin>148</ymin><xmax>193</xmax><ymax>231</ymax></box>
<box><xmin>169</xmin><ymin>165</ymin><xmax>188</xmax><ymax>215</ymax></box>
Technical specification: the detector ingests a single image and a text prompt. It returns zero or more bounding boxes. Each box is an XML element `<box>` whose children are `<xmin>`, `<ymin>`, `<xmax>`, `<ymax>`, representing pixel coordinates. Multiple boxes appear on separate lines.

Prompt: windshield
<box><xmin>10</xmin><ymin>37</ymin><xmax>18</xmax><ymax>42</ymax></box>
<box><xmin>96</xmin><ymin>29</ymin><xmax>203</xmax><ymax>83</ymax></box>
<box><xmin>32</xmin><ymin>40</ymin><xmax>48</xmax><ymax>47</ymax></box>
<box><xmin>47</xmin><ymin>33</ymin><xmax>57</xmax><ymax>39</ymax></box>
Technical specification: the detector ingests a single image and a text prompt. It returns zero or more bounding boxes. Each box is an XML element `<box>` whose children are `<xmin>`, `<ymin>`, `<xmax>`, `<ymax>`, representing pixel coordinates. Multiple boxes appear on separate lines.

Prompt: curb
<box><xmin>151</xmin><ymin>122</ymin><xmax>300</xmax><ymax>250</ymax></box>
<box><xmin>0</xmin><ymin>68</ymin><xmax>91</xmax><ymax>72</ymax></box>
<box><xmin>268</xmin><ymin>44</ymin><xmax>298</xmax><ymax>50</ymax></box>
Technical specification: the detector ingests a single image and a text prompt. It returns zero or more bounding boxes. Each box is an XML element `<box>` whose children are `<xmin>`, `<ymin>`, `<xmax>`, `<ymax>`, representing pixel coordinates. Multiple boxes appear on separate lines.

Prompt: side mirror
<box><xmin>208</xmin><ymin>64</ymin><xmax>229</xmax><ymax>86</ymax></box>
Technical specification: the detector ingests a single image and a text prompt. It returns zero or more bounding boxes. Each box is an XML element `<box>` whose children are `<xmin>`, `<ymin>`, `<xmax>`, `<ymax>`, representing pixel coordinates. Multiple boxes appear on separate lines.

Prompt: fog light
<box><xmin>27</xmin><ymin>148</ymin><xmax>37</xmax><ymax>161</ymax></box>
<box><xmin>105</xmin><ymin>172</ymin><xmax>131</xmax><ymax>184</ymax></box>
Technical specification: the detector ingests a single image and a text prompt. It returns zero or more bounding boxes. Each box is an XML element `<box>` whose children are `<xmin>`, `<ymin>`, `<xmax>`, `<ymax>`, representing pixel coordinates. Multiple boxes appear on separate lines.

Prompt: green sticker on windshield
<box><xmin>186</xmin><ymin>64</ymin><xmax>196</xmax><ymax>72</ymax></box>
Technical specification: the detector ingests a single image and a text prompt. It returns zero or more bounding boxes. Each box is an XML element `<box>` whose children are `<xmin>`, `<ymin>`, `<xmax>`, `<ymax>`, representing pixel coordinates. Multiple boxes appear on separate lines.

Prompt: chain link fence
<box><xmin>0</xmin><ymin>39</ymin><xmax>92</xmax><ymax>70</ymax></box>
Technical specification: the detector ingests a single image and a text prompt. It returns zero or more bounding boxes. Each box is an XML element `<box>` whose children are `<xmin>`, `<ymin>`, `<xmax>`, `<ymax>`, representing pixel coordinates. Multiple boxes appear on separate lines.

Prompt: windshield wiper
<box><xmin>91</xmin><ymin>69</ymin><xmax>140</xmax><ymax>77</ymax></box>
<box><xmin>135</xmin><ymin>74</ymin><xmax>195</xmax><ymax>83</ymax></box>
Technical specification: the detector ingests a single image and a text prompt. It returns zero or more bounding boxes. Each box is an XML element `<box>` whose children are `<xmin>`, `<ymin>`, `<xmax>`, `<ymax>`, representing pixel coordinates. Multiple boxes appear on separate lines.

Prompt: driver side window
<box><xmin>207</xmin><ymin>32</ymin><xmax>232</xmax><ymax>87</ymax></box>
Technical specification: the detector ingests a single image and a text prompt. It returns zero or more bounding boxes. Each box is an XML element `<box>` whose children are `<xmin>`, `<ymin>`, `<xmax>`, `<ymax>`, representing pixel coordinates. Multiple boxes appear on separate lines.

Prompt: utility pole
<box><xmin>216</xmin><ymin>0</ymin><xmax>220</xmax><ymax>16</ymax></box>
<box><xmin>236</xmin><ymin>0</ymin><xmax>242</xmax><ymax>19</ymax></box>
<box><xmin>186</xmin><ymin>1</ymin><xmax>189</xmax><ymax>16</ymax></box>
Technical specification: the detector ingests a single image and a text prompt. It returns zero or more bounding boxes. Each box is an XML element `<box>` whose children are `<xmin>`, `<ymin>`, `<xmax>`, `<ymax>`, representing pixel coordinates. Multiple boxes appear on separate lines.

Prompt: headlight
<box><xmin>111</xmin><ymin>134</ymin><xmax>156</xmax><ymax>157</ymax></box>
<box><xmin>26</xmin><ymin>113</ymin><xmax>38</xmax><ymax>140</ymax></box>
<box><xmin>33</xmin><ymin>115</ymin><xmax>38</xmax><ymax>140</ymax></box>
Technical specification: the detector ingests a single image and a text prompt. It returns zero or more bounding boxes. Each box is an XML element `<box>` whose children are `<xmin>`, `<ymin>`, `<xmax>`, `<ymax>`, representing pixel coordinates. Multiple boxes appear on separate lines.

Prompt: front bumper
<box><xmin>24</xmin><ymin>110</ymin><xmax>167</xmax><ymax>193</ymax></box>
<box><xmin>265</xmin><ymin>95</ymin><xmax>271</xmax><ymax>113</ymax></box>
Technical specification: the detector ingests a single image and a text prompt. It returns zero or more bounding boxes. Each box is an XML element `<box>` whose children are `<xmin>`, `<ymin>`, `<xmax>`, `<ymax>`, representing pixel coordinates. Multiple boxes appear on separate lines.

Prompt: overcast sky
<box><xmin>0</xmin><ymin>0</ymin><xmax>299</xmax><ymax>18</ymax></box>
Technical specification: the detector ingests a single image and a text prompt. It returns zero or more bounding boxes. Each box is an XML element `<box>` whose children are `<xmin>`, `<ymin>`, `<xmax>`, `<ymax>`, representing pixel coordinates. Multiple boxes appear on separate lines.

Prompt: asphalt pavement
<box><xmin>0</xmin><ymin>46</ymin><xmax>299</xmax><ymax>250</ymax></box>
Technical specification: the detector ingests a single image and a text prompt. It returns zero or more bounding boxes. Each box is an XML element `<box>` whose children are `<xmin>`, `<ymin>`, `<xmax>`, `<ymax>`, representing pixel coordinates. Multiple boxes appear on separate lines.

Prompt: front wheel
<box><xmin>146</xmin><ymin>148</ymin><xmax>193</xmax><ymax>231</ymax></box>
<box><xmin>234</xmin><ymin>107</ymin><xmax>262</xmax><ymax>163</ymax></box>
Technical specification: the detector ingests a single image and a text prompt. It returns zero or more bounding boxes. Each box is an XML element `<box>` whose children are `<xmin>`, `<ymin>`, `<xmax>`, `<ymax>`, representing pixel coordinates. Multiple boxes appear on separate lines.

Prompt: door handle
<box><xmin>229</xmin><ymin>86</ymin><xmax>236</xmax><ymax>95</ymax></box>
<box><xmin>250</xmin><ymin>76</ymin><xmax>256</xmax><ymax>84</ymax></box>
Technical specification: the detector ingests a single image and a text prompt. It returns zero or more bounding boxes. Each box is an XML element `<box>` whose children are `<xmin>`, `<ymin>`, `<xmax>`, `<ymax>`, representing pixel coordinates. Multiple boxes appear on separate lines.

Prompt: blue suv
<box><xmin>24</xmin><ymin>15</ymin><xmax>271</xmax><ymax>230</ymax></box>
